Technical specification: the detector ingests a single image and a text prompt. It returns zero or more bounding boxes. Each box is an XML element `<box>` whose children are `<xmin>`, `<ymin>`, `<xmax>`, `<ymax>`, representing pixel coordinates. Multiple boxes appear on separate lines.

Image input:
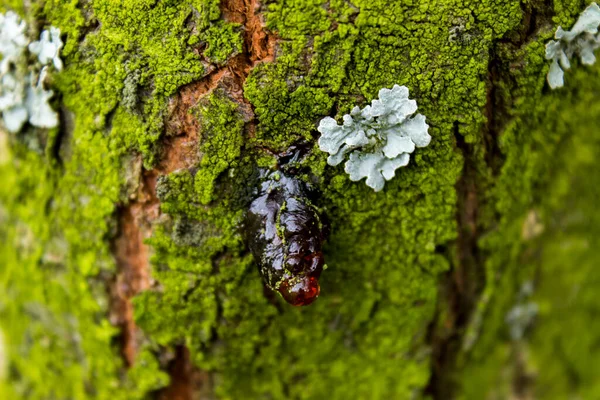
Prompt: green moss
<box><xmin>458</xmin><ymin>57</ymin><xmax>600</xmax><ymax>398</ymax></box>
<box><xmin>2</xmin><ymin>0</ymin><xmax>600</xmax><ymax>398</ymax></box>
<box><xmin>201</xmin><ymin>22</ymin><xmax>243</xmax><ymax>64</ymax></box>
<box><xmin>244</xmin><ymin>61</ymin><xmax>335</xmax><ymax>150</ymax></box>
<box><xmin>193</xmin><ymin>91</ymin><xmax>245</xmax><ymax>204</ymax></box>
<box><xmin>0</xmin><ymin>1</ymin><xmax>23</xmax><ymax>13</ymax></box>
<box><xmin>455</xmin><ymin>1</ymin><xmax>600</xmax><ymax>398</ymax></box>
<box><xmin>134</xmin><ymin>0</ymin><xmax>532</xmax><ymax>398</ymax></box>
<box><xmin>0</xmin><ymin>144</ymin><xmax>124</xmax><ymax>400</ymax></box>
<box><xmin>0</xmin><ymin>0</ymin><xmax>241</xmax><ymax>398</ymax></box>
<box><xmin>528</xmin><ymin>156</ymin><xmax>600</xmax><ymax>400</ymax></box>
<box><xmin>39</xmin><ymin>0</ymin><xmax>241</xmax><ymax>166</ymax></box>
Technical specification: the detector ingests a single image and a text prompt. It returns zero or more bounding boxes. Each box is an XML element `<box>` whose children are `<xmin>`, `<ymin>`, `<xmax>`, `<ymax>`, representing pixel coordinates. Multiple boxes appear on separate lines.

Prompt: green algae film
<box><xmin>0</xmin><ymin>0</ymin><xmax>599</xmax><ymax>399</ymax></box>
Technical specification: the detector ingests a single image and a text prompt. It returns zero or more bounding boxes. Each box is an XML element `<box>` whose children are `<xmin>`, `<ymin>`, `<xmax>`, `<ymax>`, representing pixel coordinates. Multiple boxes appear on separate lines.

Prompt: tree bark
<box><xmin>1</xmin><ymin>0</ymin><xmax>599</xmax><ymax>399</ymax></box>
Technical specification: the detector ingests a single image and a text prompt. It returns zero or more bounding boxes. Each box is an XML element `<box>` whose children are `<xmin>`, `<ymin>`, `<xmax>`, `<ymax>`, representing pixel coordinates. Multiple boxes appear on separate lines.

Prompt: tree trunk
<box><xmin>1</xmin><ymin>0</ymin><xmax>599</xmax><ymax>399</ymax></box>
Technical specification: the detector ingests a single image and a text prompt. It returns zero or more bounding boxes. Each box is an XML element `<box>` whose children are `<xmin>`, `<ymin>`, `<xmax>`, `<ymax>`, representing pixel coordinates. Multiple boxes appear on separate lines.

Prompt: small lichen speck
<box><xmin>317</xmin><ymin>85</ymin><xmax>431</xmax><ymax>191</ymax></box>
<box><xmin>545</xmin><ymin>2</ymin><xmax>600</xmax><ymax>89</ymax></box>
<box><xmin>505</xmin><ymin>281</ymin><xmax>538</xmax><ymax>340</ymax></box>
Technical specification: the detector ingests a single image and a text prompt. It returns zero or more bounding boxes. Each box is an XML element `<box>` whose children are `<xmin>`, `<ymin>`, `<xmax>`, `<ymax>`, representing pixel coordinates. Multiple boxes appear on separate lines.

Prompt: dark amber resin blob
<box><xmin>278</xmin><ymin>276</ymin><xmax>321</xmax><ymax>306</ymax></box>
<box><xmin>244</xmin><ymin>170</ymin><xmax>327</xmax><ymax>306</ymax></box>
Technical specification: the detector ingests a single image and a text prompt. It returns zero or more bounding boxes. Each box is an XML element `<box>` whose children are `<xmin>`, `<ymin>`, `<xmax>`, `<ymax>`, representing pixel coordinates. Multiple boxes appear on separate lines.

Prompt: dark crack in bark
<box><xmin>158</xmin><ymin>346</ymin><xmax>215</xmax><ymax>400</ymax></box>
<box><xmin>425</xmin><ymin>122</ymin><xmax>487</xmax><ymax>399</ymax></box>
<box><xmin>151</xmin><ymin>0</ymin><xmax>276</xmax><ymax>397</ymax></box>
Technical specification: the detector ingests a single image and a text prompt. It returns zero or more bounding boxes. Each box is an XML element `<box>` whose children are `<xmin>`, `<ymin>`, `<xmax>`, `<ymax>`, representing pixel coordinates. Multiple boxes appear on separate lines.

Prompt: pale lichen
<box><xmin>545</xmin><ymin>2</ymin><xmax>600</xmax><ymax>89</ymax></box>
<box><xmin>28</xmin><ymin>27</ymin><xmax>64</xmax><ymax>71</ymax></box>
<box><xmin>26</xmin><ymin>68</ymin><xmax>58</xmax><ymax>129</ymax></box>
<box><xmin>505</xmin><ymin>282</ymin><xmax>538</xmax><ymax>341</ymax></box>
<box><xmin>317</xmin><ymin>85</ymin><xmax>430</xmax><ymax>191</ymax></box>
<box><xmin>0</xmin><ymin>11</ymin><xmax>27</xmax><ymax>73</ymax></box>
<box><xmin>0</xmin><ymin>12</ymin><xmax>62</xmax><ymax>133</ymax></box>
<box><xmin>0</xmin><ymin>72</ymin><xmax>27</xmax><ymax>132</ymax></box>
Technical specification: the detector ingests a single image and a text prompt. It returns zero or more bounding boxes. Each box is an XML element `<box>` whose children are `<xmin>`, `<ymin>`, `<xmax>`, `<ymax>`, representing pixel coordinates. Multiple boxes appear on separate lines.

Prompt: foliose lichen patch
<box><xmin>545</xmin><ymin>2</ymin><xmax>600</xmax><ymax>88</ymax></box>
<box><xmin>0</xmin><ymin>12</ymin><xmax>61</xmax><ymax>133</ymax></box>
<box><xmin>317</xmin><ymin>84</ymin><xmax>431</xmax><ymax>191</ymax></box>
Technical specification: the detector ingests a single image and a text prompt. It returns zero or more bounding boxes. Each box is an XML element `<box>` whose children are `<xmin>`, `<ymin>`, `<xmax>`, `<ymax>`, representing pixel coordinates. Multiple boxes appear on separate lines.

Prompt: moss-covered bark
<box><xmin>0</xmin><ymin>0</ymin><xmax>599</xmax><ymax>399</ymax></box>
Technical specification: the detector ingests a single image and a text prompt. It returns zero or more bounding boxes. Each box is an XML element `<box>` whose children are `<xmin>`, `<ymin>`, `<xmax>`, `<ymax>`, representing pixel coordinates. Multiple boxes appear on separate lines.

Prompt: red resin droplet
<box><xmin>278</xmin><ymin>276</ymin><xmax>320</xmax><ymax>306</ymax></box>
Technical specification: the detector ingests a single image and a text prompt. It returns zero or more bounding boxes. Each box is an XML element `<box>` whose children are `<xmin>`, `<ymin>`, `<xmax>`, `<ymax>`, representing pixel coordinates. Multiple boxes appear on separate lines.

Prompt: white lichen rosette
<box><xmin>545</xmin><ymin>2</ymin><xmax>600</xmax><ymax>89</ymax></box>
<box><xmin>317</xmin><ymin>85</ymin><xmax>431</xmax><ymax>191</ymax></box>
<box><xmin>28</xmin><ymin>27</ymin><xmax>64</xmax><ymax>71</ymax></box>
<box><xmin>0</xmin><ymin>12</ymin><xmax>63</xmax><ymax>133</ymax></box>
<box><xmin>0</xmin><ymin>11</ymin><xmax>28</xmax><ymax>73</ymax></box>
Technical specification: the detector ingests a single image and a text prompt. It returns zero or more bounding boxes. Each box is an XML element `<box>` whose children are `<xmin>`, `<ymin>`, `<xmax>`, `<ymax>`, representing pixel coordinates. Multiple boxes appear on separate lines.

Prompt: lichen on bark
<box><xmin>0</xmin><ymin>0</ymin><xmax>599</xmax><ymax>399</ymax></box>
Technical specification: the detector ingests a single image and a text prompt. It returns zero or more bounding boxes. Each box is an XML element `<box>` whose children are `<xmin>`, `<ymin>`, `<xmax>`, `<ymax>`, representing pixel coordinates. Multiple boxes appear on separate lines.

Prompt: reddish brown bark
<box><xmin>109</xmin><ymin>0</ymin><xmax>276</xmax><ymax>396</ymax></box>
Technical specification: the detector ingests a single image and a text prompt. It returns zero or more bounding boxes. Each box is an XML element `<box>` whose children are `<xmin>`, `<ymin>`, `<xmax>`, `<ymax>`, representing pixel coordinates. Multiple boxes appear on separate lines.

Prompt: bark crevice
<box><xmin>108</xmin><ymin>0</ymin><xmax>276</xmax><ymax>395</ymax></box>
<box><xmin>157</xmin><ymin>1</ymin><xmax>275</xmax><ymax>395</ymax></box>
<box><xmin>110</xmin><ymin>166</ymin><xmax>158</xmax><ymax>367</ymax></box>
<box><xmin>426</xmin><ymin>2</ymin><xmax>553</xmax><ymax>397</ymax></box>
<box><xmin>426</xmin><ymin>121</ymin><xmax>487</xmax><ymax>399</ymax></box>
<box><xmin>157</xmin><ymin>346</ymin><xmax>214</xmax><ymax>400</ymax></box>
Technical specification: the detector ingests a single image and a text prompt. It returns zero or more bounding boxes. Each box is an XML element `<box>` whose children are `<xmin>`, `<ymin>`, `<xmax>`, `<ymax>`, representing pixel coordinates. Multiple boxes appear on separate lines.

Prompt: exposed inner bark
<box><xmin>220</xmin><ymin>0</ymin><xmax>277</xmax><ymax>66</ymax></box>
<box><xmin>110</xmin><ymin>166</ymin><xmax>157</xmax><ymax>366</ymax></box>
<box><xmin>109</xmin><ymin>0</ymin><xmax>275</xmax><ymax>395</ymax></box>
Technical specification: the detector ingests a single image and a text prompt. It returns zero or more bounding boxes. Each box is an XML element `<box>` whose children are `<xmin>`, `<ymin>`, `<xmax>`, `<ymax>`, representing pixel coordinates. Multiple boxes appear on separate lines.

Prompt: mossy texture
<box><xmin>457</xmin><ymin>51</ymin><xmax>600</xmax><ymax>400</ymax></box>
<box><xmin>454</xmin><ymin>2</ymin><xmax>600</xmax><ymax>398</ymax></box>
<box><xmin>0</xmin><ymin>0</ymin><xmax>599</xmax><ymax>399</ymax></box>
<box><xmin>0</xmin><ymin>0</ymin><xmax>238</xmax><ymax>398</ymax></box>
